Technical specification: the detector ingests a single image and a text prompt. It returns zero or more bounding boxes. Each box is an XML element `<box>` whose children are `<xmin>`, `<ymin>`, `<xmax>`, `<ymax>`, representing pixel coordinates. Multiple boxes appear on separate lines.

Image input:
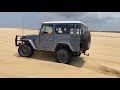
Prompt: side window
<box><xmin>55</xmin><ymin>25</ymin><xmax>70</xmax><ymax>34</ymax></box>
<box><xmin>76</xmin><ymin>25</ymin><xmax>80</xmax><ymax>35</ymax></box>
<box><xmin>41</xmin><ymin>24</ymin><xmax>53</xmax><ymax>34</ymax></box>
<box><xmin>70</xmin><ymin>25</ymin><xmax>75</xmax><ymax>34</ymax></box>
<box><xmin>46</xmin><ymin>25</ymin><xmax>53</xmax><ymax>34</ymax></box>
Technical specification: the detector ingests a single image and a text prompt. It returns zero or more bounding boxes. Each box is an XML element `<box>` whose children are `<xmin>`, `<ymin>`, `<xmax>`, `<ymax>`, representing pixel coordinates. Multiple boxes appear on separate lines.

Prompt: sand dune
<box><xmin>0</xmin><ymin>28</ymin><xmax>120</xmax><ymax>78</ymax></box>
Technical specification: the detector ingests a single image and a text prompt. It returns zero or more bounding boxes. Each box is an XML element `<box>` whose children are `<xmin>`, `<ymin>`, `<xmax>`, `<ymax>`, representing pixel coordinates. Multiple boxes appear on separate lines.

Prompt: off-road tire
<box><xmin>18</xmin><ymin>44</ymin><xmax>33</xmax><ymax>57</ymax></box>
<box><xmin>81</xmin><ymin>31</ymin><xmax>91</xmax><ymax>50</ymax></box>
<box><xmin>55</xmin><ymin>48</ymin><xmax>72</xmax><ymax>64</ymax></box>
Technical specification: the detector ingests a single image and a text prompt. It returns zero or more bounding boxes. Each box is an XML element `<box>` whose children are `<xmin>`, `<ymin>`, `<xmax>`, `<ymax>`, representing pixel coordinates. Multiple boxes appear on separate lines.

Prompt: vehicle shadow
<box><xmin>16</xmin><ymin>51</ymin><xmax>85</xmax><ymax>68</ymax></box>
<box><xmin>70</xmin><ymin>56</ymin><xmax>85</xmax><ymax>68</ymax></box>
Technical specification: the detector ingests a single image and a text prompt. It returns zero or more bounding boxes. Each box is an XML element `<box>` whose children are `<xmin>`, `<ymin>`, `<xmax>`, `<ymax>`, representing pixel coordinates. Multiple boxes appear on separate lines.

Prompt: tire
<box><xmin>55</xmin><ymin>48</ymin><xmax>72</xmax><ymax>64</ymax></box>
<box><xmin>18</xmin><ymin>44</ymin><xmax>33</xmax><ymax>57</ymax></box>
<box><xmin>81</xmin><ymin>31</ymin><xmax>91</xmax><ymax>50</ymax></box>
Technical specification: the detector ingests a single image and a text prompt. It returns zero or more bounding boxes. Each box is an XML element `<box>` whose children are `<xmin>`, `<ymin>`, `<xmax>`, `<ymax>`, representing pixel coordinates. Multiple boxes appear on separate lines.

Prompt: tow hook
<box><xmin>83</xmin><ymin>51</ymin><xmax>89</xmax><ymax>56</ymax></box>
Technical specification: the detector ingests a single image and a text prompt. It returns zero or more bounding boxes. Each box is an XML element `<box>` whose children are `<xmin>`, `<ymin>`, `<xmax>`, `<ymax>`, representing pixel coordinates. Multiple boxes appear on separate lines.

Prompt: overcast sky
<box><xmin>0</xmin><ymin>12</ymin><xmax>120</xmax><ymax>31</ymax></box>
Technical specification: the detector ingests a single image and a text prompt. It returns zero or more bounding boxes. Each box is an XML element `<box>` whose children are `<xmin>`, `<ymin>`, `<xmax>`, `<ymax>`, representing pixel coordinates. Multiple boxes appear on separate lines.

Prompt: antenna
<box><xmin>22</xmin><ymin>16</ymin><xmax>24</xmax><ymax>36</ymax></box>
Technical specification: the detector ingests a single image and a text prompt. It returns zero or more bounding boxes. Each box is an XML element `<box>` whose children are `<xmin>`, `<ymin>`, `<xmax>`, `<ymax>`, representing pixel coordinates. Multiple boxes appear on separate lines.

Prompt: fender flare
<box><xmin>55</xmin><ymin>43</ymin><xmax>74</xmax><ymax>51</ymax></box>
<box><xmin>21</xmin><ymin>39</ymin><xmax>37</xmax><ymax>50</ymax></box>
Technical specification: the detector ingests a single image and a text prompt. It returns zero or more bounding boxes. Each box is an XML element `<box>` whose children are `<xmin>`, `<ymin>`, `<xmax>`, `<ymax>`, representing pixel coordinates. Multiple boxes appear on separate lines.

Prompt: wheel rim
<box><xmin>20</xmin><ymin>46</ymin><xmax>30</xmax><ymax>56</ymax></box>
<box><xmin>57</xmin><ymin>50</ymin><xmax>68</xmax><ymax>63</ymax></box>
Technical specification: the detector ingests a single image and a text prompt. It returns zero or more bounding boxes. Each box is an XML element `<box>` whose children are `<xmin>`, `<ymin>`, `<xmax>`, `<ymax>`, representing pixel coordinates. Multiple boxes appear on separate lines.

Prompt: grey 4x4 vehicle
<box><xmin>15</xmin><ymin>21</ymin><xmax>91</xmax><ymax>64</ymax></box>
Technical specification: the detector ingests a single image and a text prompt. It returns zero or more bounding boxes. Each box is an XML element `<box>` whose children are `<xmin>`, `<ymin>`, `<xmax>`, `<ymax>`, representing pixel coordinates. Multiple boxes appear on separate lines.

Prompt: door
<box><xmin>39</xmin><ymin>24</ymin><xmax>54</xmax><ymax>50</ymax></box>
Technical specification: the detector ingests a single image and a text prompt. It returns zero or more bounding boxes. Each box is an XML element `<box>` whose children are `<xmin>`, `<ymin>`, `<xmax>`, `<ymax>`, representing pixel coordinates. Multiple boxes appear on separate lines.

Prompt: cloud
<box><xmin>86</xmin><ymin>12</ymin><xmax>120</xmax><ymax>19</ymax></box>
<box><xmin>0</xmin><ymin>12</ymin><xmax>120</xmax><ymax>31</ymax></box>
<box><xmin>20</xmin><ymin>12</ymin><xmax>120</xmax><ymax>31</ymax></box>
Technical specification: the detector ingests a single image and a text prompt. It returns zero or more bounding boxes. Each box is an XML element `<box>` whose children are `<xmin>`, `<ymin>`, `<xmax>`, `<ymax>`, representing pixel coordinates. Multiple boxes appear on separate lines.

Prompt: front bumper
<box><xmin>15</xmin><ymin>35</ymin><xmax>25</xmax><ymax>46</ymax></box>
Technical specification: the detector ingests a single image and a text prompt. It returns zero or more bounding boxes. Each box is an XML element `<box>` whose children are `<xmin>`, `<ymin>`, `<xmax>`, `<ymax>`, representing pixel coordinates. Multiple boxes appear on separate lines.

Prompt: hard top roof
<box><xmin>42</xmin><ymin>21</ymin><xmax>87</xmax><ymax>26</ymax></box>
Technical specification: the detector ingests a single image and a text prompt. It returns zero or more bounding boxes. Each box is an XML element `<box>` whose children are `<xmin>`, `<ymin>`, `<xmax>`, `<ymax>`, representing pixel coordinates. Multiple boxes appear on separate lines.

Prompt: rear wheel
<box><xmin>55</xmin><ymin>48</ymin><xmax>72</xmax><ymax>64</ymax></box>
<box><xmin>18</xmin><ymin>44</ymin><xmax>33</xmax><ymax>57</ymax></box>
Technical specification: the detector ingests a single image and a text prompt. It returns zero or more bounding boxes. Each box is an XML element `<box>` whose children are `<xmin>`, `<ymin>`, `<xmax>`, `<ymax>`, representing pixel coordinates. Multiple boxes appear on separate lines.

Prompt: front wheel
<box><xmin>18</xmin><ymin>44</ymin><xmax>33</xmax><ymax>57</ymax></box>
<box><xmin>55</xmin><ymin>48</ymin><xmax>72</xmax><ymax>64</ymax></box>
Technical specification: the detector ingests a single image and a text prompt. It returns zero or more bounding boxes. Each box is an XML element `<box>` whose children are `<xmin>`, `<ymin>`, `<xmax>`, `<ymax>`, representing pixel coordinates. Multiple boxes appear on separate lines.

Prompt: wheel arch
<box><xmin>55</xmin><ymin>43</ymin><xmax>73</xmax><ymax>52</ymax></box>
<box><xmin>21</xmin><ymin>39</ymin><xmax>37</xmax><ymax>50</ymax></box>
